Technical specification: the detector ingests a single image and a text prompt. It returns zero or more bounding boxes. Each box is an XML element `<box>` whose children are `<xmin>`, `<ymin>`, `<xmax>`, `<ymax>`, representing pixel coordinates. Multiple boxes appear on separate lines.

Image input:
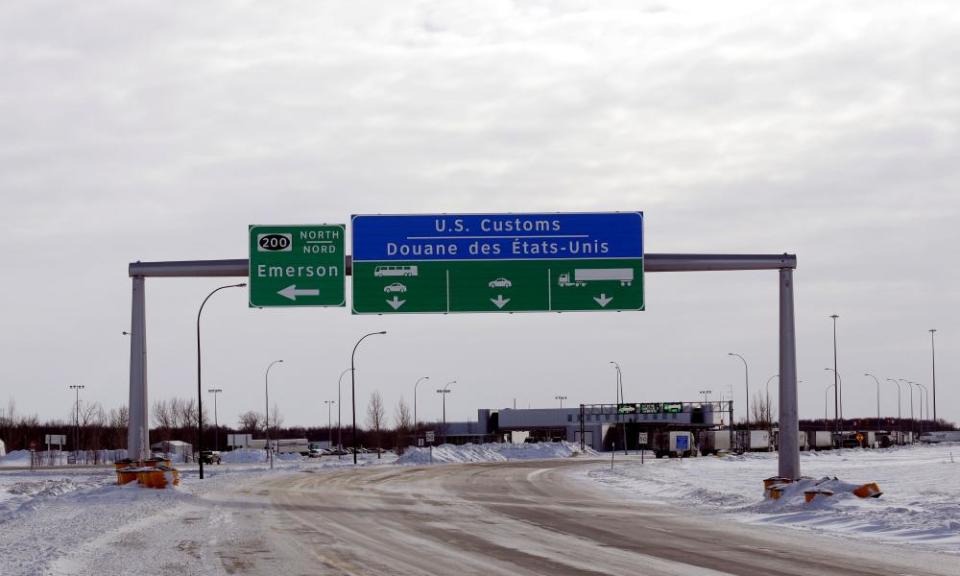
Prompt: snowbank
<box><xmin>396</xmin><ymin>441</ymin><xmax>591</xmax><ymax>465</ymax></box>
<box><xmin>582</xmin><ymin>443</ymin><xmax>960</xmax><ymax>554</ymax></box>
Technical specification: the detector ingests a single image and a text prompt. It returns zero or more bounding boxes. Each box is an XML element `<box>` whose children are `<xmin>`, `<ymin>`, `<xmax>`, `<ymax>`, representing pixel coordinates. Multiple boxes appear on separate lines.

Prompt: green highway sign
<box><xmin>248</xmin><ymin>224</ymin><xmax>346</xmax><ymax>307</ymax></box>
<box><xmin>351</xmin><ymin>213</ymin><xmax>644</xmax><ymax>314</ymax></box>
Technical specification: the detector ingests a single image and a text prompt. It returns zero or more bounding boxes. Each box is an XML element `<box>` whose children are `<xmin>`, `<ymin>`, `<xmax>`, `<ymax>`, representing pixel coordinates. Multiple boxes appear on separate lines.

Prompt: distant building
<box><xmin>151</xmin><ymin>440</ymin><xmax>192</xmax><ymax>463</ymax></box>
<box><xmin>439</xmin><ymin>403</ymin><xmax>727</xmax><ymax>451</ymax></box>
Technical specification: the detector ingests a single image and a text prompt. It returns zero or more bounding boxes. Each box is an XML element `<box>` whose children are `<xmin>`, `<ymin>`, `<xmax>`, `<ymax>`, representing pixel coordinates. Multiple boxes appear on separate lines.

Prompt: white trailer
<box><xmin>749</xmin><ymin>430</ymin><xmax>770</xmax><ymax>451</ymax></box>
<box><xmin>558</xmin><ymin>268</ymin><xmax>634</xmax><ymax>287</ymax></box>
<box><xmin>700</xmin><ymin>430</ymin><xmax>732</xmax><ymax>455</ymax></box>
<box><xmin>809</xmin><ymin>431</ymin><xmax>833</xmax><ymax>450</ymax></box>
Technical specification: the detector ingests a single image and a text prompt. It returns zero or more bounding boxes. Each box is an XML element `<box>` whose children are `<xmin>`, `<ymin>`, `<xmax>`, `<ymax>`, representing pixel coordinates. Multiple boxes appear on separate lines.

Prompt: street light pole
<box><xmin>886</xmin><ymin>378</ymin><xmax>902</xmax><ymax>430</ymax></box>
<box><xmin>196</xmin><ymin>282</ymin><xmax>245</xmax><ymax>480</ymax></box>
<box><xmin>323</xmin><ymin>400</ymin><xmax>335</xmax><ymax>445</ymax></box>
<box><xmin>824</xmin><ymin>383</ymin><xmax>835</xmax><ymax>424</ymax></box>
<box><xmin>727</xmin><ymin>353</ymin><xmax>749</xmax><ymax>429</ymax></box>
<box><xmin>437</xmin><ymin>381</ymin><xmax>455</xmax><ymax>442</ymax></box>
<box><xmin>351</xmin><ymin>331</ymin><xmax>387</xmax><ymax>465</ymax></box>
<box><xmin>829</xmin><ymin>314</ymin><xmax>841</xmax><ymax>438</ymax></box>
<box><xmin>900</xmin><ymin>379</ymin><xmax>914</xmax><ymax>440</ymax></box>
<box><xmin>555</xmin><ymin>395</ymin><xmax>567</xmax><ymax>408</ymax></box>
<box><xmin>825</xmin><ymin>367</ymin><xmax>843</xmax><ymax>445</ymax></box>
<box><xmin>414</xmin><ymin>376</ymin><xmax>430</xmax><ymax>433</ymax></box>
<box><xmin>69</xmin><ymin>385</ymin><xmax>85</xmax><ymax>459</ymax></box>
<box><xmin>609</xmin><ymin>362</ymin><xmax>626</xmax><ymax>454</ymax></box>
<box><xmin>929</xmin><ymin>329</ymin><xmax>937</xmax><ymax>422</ymax></box>
<box><xmin>265</xmin><ymin>359</ymin><xmax>283</xmax><ymax>469</ymax></box>
<box><xmin>864</xmin><ymin>374</ymin><xmax>881</xmax><ymax>422</ymax></box>
<box><xmin>337</xmin><ymin>368</ymin><xmax>350</xmax><ymax>454</ymax></box>
<box><xmin>208</xmin><ymin>388</ymin><xmax>222</xmax><ymax>452</ymax></box>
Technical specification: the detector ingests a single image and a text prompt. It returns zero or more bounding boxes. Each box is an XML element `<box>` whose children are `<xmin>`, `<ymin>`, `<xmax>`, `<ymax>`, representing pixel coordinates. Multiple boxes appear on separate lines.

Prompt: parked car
<box><xmin>200</xmin><ymin>450</ymin><xmax>221</xmax><ymax>465</ymax></box>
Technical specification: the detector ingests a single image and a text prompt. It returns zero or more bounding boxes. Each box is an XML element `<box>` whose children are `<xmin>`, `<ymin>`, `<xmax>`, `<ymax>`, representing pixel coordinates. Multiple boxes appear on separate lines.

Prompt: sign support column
<box><xmin>778</xmin><ymin>267</ymin><xmax>800</xmax><ymax>479</ymax></box>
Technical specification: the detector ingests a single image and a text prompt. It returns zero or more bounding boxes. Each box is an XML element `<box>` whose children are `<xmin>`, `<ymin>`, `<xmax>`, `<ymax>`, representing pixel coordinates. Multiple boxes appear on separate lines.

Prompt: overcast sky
<box><xmin>1</xmin><ymin>1</ymin><xmax>956</xmax><ymax>431</ymax></box>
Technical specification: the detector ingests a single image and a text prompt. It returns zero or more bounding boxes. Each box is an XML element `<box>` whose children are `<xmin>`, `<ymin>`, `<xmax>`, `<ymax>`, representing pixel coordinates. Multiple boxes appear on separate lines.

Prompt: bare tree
<box><xmin>269</xmin><ymin>403</ymin><xmax>283</xmax><ymax>431</ymax></box>
<box><xmin>238</xmin><ymin>410</ymin><xmax>262</xmax><ymax>433</ymax></box>
<box><xmin>153</xmin><ymin>399</ymin><xmax>173</xmax><ymax>440</ymax></box>
<box><xmin>752</xmin><ymin>391</ymin><xmax>773</xmax><ymax>429</ymax></box>
<box><xmin>367</xmin><ymin>391</ymin><xmax>386</xmax><ymax>458</ymax></box>
<box><xmin>109</xmin><ymin>405</ymin><xmax>128</xmax><ymax>449</ymax></box>
<box><xmin>394</xmin><ymin>397</ymin><xmax>412</xmax><ymax>435</ymax></box>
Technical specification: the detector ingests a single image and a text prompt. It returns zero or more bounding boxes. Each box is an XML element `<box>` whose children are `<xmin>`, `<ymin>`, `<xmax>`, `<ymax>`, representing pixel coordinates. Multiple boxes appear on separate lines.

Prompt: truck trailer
<box><xmin>558</xmin><ymin>268</ymin><xmax>634</xmax><ymax>287</ymax></box>
<box><xmin>700</xmin><ymin>430</ymin><xmax>732</xmax><ymax>455</ymax></box>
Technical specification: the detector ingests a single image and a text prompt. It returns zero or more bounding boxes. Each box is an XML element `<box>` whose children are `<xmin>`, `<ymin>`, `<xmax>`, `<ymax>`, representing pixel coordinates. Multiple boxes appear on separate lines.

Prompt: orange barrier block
<box><xmin>853</xmin><ymin>482</ymin><xmax>882</xmax><ymax>498</ymax></box>
<box><xmin>116</xmin><ymin>469</ymin><xmax>139</xmax><ymax>485</ymax></box>
<box><xmin>804</xmin><ymin>489</ymin><xmax>834</xmax><ymax>503</ymax></box>
<box><xmin>763</xmin><ymin>477</ymin><xmax>793</xmax><ymax>490</ymax></box>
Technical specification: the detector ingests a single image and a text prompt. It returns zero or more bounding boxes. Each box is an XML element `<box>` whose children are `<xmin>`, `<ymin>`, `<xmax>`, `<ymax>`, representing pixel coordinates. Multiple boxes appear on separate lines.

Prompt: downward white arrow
<box><xmin>593</xmin><ymin>293</ymin><xmax>613</xmax><ymax>307</ymax></box>
<box><xmin>386</xmin><ymin>296</ymin><xmax>406</xmax><ymax>310</ymax></box>
<box><xmin>490</xmin><ymin>295</ymin><xmax>511</xmax><ymax>309</ymax></box>
<box><xmin>278</xmin><ymin>285</ymin><xmax>320</xmax><ymax>301</ymax></box>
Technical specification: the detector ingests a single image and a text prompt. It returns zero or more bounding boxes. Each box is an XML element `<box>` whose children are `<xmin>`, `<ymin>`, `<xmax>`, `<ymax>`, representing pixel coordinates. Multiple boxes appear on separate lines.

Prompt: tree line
<box><xmin>1</xmin><ymin>392</ymin><xmax>424</xmax><ymax>453</ymax></box>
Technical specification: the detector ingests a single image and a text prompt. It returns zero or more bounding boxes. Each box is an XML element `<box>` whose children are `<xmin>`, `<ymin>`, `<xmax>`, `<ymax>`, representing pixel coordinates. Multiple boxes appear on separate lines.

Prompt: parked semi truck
<box><xmin>558</xmin><ymin>268</ymin><xmax>634</xmax><ymax>287</ymax></box>
<box><xmin>649</xmin><ymin>431</ymin><xmax>695</xmax><ymax>458</ymax></box>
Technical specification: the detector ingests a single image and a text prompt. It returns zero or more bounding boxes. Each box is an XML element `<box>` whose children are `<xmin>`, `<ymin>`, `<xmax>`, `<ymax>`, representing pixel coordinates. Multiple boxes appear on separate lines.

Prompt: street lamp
<box><xmin>323</xmin><ymin>400</ymin><xmax>335</xmax><ymax>445</ymax></box>
<box><xmin>555</xmin><ymin>395</ymin><xmax>567</xmax><ymax>408</ymax></box>
<box><xmin>914</xmin><ymin>382</ymin><xmax>929</xmax><ymax>434</ymax></box>
<box><xmin>825</xmin><ymin>368</ymin><xmax>843</xmax><ymax>438</ymax></box>
<box><xmin>886</xmin><ymin>378</ymin><xmax>902</xmax><ymax>429</ymax></box>
<box><xmin>437</xmin><ymin>381</ymin><xmax>456</xmax><ymax>442</ymax></box>
<box><xmin>609</xmin><ymin>361</ymin><xmax>623</xmax><ymax>403</ymax></box>
<box><xmin>265</xmin><ymin>359</ymin><xmax>283</xmax><ymax>469</ymax></box>
<box><xmin>69</xmin><ymin>385</ymin><xmax>85</xmax><ymax>458</ymax></box>
<box><xmin>824</xmin><ymin>383</ymin><xmax>835</xmax><ymax>424</ymax></box>
<box><xmin>337</xmin><ymin>368</ymin><xmax>350</xmax><ymax>454</ymax></box>
<box><xmin>196</xmin><ymin>282</ymin><xmax>245</xmax><ymax>480</ymax></box>
<box><xmin>699</xmin><ymin>390</ymin><xmax>712</xmax><ymax>403</ymax></box>
<box><xmin>351</xmin><ymin>331</ymin><xmax>387</xmax><ymax>464</ymax></box>
<box><xmin>899</xmin><ymin>379</ymin><xmax>915</xmax><ymax>439</ymax></box>
<box><xmin>829</xmin><ymin>314</ymin><xmax>841</xmax><ymax>438</ymax></box>
<box><xmin>208</xmin><ymin>388</ymin><xmax>223</xmax><ymax>452</ymax></box>
<box><xmin>414</xmin><ymin>376</ymin><xmax>430</xmax><ymax>433</ymax></box>
<box><xmin>929</xmin><ymin>329</ymin><xmax>937</xmax><ymax>421</ymax></box>
<box><xmin>727</xmin><ymin>353</ymin><xmax>749</xmax><ymax>428</ymax></box>
<box><xmin>864</xmin><ymin>373</ymin><xmax>881</xmax><ymax>422</ymax></box>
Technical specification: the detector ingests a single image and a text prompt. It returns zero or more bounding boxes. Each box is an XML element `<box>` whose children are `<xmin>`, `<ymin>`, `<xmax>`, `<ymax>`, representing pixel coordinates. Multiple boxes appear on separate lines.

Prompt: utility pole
<box><xmin>323</xmin><ymin>400</ymin><xmax>335</xmax><ymax>445</ymax></box>
<box><xmin>69</xmin><ymin>385</ymin><xmax>85</xmax><ymax>460</ymax></box>
<box><xmin>929</xmin><ymin>329</ymin><xmax>937</xmax><ymax>422</ymax></box>
<box><xmin>830</xmin><ymin>314</ymin><xmax>841</xmax><ymax>440</ymax></box>
<box><xmin>208</xmin><ymin>388</ymin><xmax>223</xmax><ymax>452</ymax></box>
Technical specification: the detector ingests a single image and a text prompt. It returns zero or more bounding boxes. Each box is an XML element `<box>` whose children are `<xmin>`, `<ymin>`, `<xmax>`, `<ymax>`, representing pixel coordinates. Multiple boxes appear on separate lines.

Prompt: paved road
<box><xmin>209</xmin><ymin>459</ymin><xmax>957</xmax><ymax>576</ymax></box>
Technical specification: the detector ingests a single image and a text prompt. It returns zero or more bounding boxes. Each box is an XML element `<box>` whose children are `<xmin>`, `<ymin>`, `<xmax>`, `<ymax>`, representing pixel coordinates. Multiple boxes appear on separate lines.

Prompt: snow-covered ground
<box><xmin>2</xmin><ymin>442</ymin><xmax>955</xmax><ymax>573</ymax></box>
<box><xmin>396</xmin><ymin>440</ymin><xmax>591</xmax><ymax>464</ymax></box>
<box><xmin>0</xmin><ymin>453</ymin><xmax>395</xmax><ymax>576</ymax></box>
<box><xmin>580</xmin><ymin>443</ymin><xmax>960</xmax><ymax>555</ymax></box>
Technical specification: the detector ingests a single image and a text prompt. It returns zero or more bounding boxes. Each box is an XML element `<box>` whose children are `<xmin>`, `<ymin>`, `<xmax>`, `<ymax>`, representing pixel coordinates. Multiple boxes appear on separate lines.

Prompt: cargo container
<box><xmin>808</xmin><ymin>430</ymin><xmax>833</xmax><ymax>450</ymax></box>
<box><xmin>700</xmin><ymin>430</ymin><xmax>732</xmax><ymax>455</ymax></box>
<box><xmin>749</xmin><ymin>430</ymin><xmax>770</xmax><ymax>451</ymax></box>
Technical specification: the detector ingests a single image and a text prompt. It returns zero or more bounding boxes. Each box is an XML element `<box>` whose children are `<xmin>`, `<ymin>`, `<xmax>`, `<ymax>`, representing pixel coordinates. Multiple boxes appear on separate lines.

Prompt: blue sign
<box><xmin>676</xmin><ymin>435</ymin><xmax>689</xmax><ymax>450</ymax></box>
<box><xmin>352</xmin><ymin>212</ymin><xmax>643</xmax><ymax>262</ymax></box>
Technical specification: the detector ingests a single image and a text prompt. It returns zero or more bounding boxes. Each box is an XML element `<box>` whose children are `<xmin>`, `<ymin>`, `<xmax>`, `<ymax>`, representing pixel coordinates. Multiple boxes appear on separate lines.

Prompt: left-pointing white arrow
<box><xmin>278</xmin><ymin>285</ymin><xmax>320</xmax><ymax>301</ymax></box>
